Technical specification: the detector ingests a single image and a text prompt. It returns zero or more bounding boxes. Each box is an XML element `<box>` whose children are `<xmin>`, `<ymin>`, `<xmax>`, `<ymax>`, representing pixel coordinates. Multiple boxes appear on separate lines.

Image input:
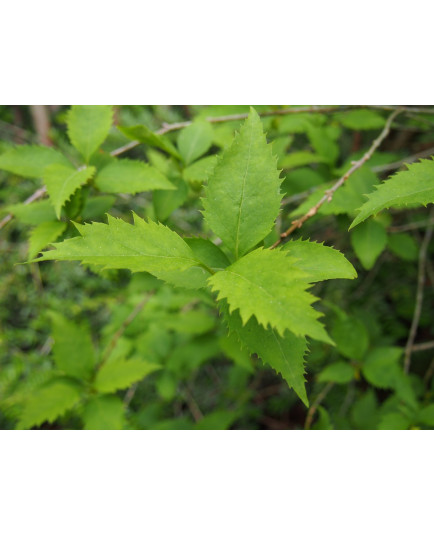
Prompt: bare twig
<box><xmin>182</xmin><ymin>386</ymin><xmax>203</xmax><ymax>422</ymax></box>
<box><xmin>411</xmin><ymin>341</ymin><xmax>434</xmax><ymax>353</ymax></box>
<box><xmin>404</xmin><ymin>210</ymin><xmax>434</xmax><ymax>374</ymax></box>
<box><xmin>371</xmin><ymin>147</ymin><xmax>434</xmax><ymax>174</ymax></box>
<box><xmin>271</xmin><ymin>109</ymin><xmax>403</xmax><ymax>249</ymax></box>
<box><xmin>304</xmin><ymin>382</ymin><xmax>335</xmax><ymax>430</ymax></box>
<box><xmin>389</xmin><ymin>219</ymin><xmax>434</xmax><ymax>233</ymax></box>
<box><xmin>30</xmin><ymin>105</ymin><xmax>52</xmax><ymax>146</ymax></box>
<box><xmin>100</xmin><ymin>293</ymin><xmax>153</xmax><ymax>367</ymax></box>
<box><xmin>0</xmin><ymin>186</ymin><xmax>48</xmax><ymax>230</ymax></box>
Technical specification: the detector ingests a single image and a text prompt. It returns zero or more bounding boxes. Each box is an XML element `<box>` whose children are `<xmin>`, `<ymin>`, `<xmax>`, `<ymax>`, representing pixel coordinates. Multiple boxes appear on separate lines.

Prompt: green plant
<box><xmin>1</xmin><ymin>104</ymin><xmax>433</xmax><ymax>430</ymax></box>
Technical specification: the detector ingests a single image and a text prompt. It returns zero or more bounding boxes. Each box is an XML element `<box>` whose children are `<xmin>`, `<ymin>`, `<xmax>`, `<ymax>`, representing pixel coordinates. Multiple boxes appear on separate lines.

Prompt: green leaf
<box><xmin>350</xmin><ymin>158</ymin><xmax>434</xmax><ymax>228</ymax></box>
<box><xmin>177</xmin><ymin>120</ymin><xmax>213</xmax><ymax>165</ymax></box>
<box><xmin>282</xmin><ymin>239</ymin><xmax>357</xmax><ymax>282</ymax></box>
<box><xmin>351</xmin><ymin>220</ymin><xmax>387</xmax><ymax>269</ymax></box>
<box><xmin>331</xmin><ymin>316</ymin><xmax>369</xmax><ymax>360</ymax></box>
<box><xmin>184</xmin><ymin>237</ymin><xmax>230</xmax><ymax>271</ymax></box>
<box><xmin>362</xmin><ymin>347</ymin><xmax>403</xmax><ymax>389</ymax></box>
<box><xmin>387</xmin><ymin>233</ymin><xmax>419</xmax><ymax>261</ymax></box>
<box><xmin>3</xmin><ymin>200</ymin><xmax>56</xmax><ymax>224</ymax></box>
<box><xmin>153</xmin><ymin>175</ymin><xmax>188</xmax><ymax>221</ymax></box>
<box><xmin>94</xmin><ymin>159</ymin><xmax>175</xmax><ymax>194</ymax></box>
<box><xmin>209</xmin><ymin>248</ymin><xmax>332</xmax><ymax>343</ymax></box>
<box><xmin>318</xmin><ymin>361</ymin><xmax>354</xmax><ymax>384</ymax></box>
<box><xmin>377</xmin><ymin>412</ymin><xmax>411</xmax><ymax>430</ymax></box>
<box><xmin>67</xmin><ymin>105</ymin><xmax>113</xmax><ymax>162</ymax></box>
<box><xmin>119</xmin><ymin>124</ymin><xmax>180</xmax><ymax>159</ymax></box>
<box><xmin>17</xmin><ymin>379</ymin><xmax>82</xmax><ymax>429</ymax></box>
<box><xmin>195</xmin><ymin>410</ymin><xmax>239</xmax><ymax>430</ymax></box>
<box><xmin>203</xmin><ymin>108</ymin><xmax>282</xmax><ymax>259</ymax></box>
<box><xmin>35</xmin><ymin>214</ymin><xmax>206</xmax><ymax>284</ymax></box>
<box><xmin>28</xmin><ymin>221</ymin><xmax>67</xmax><ymax>260</ymax></box>
<box><xmin>43</xmin><ymin>164</ymin><xmax>96</xmax><ymax>218</ymax></box>
<box><xmin>183</xmin><ymin>155</ymin><xmax>217</xmax><ymax>186</ymax></box>
<box><xmin>351</xmin><ymin>390</ymin><xmax>379</xmax><ymax>430</ymax></box>
<box><xmin>82</xmin><ymin>395</ymin><xmax>124</xmax><ymax>430</ymax></box>
<box><xmin>418</xmin><ymin>405</ymin><xmax>434</xmax><ymax>427</ymax></box>
<box><xmin>223</xmin><ymin>305</ymin><xmax>308</xmax><ymax>406</ymax></box>
<box><xmin>335</xmin><ymin>109</ymin><xmax>386</xmax><ymax>130</ymax></box>
<box><xmin>49</xmin><ymin>313</ymin><xmax>96</xmax><ymax>381</ymax></box>
<box><xmin>0</xmin><ymin>145</ymin><xmax>70</xmax><ymax>178</ymax></box>
<box><xmin>94</xmin><ymin>358</ymin><xmax>161</xmax><ymax>394</ymax></box>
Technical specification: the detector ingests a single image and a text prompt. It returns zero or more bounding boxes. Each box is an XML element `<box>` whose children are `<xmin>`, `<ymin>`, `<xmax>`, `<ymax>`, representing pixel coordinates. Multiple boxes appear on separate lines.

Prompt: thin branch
<box><xmin>304</xmin><ymin>382</ymin><xmax>335</xmax><ymax>430</ymax></box>
<box><xmin>99</xmin><ymin>293</ymin><xmax>153</xmax><ymax>367</ymax></box>
<box><xmin>0</xmin><ymin>186</ymin><xmax>48</xmax><ymax>230</ymax></box>
<box><xmin>404</xmin><ymin>210</ymin><xmax>434</xmax><ymax>374</ymax></box>
<box><xmin>271</xmin><ymin>109</ymin><xmax>403</xmax><ymax>249</ymax></box>
<box><xmin>371</xmin><ymin>146</ymin><xmax>434</xmax><ymax>174</ymax></box>
<box><xmin>411</xmin><ymin>341</ymin><xmax>434</xmax><ymax>353</ymax></box>
<box><xmin>389</xmin><ymin>218</ymin><xmax>434</xmax><ymax>233</ymax></box>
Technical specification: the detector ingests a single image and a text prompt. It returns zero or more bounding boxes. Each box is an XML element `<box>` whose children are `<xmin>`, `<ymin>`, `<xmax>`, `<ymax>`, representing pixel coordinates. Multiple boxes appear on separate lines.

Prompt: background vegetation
<box><xmin>1</xmin><ymin>104</ymin><xmax>433</xmax><ymax>430</ymax></box>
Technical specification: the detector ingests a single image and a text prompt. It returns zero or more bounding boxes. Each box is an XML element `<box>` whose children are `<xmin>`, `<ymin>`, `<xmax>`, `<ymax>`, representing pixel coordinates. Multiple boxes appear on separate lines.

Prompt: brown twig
<box><xmin>404</xmin><ymin>210</ymin><xmax>434</xmax><ymax>374</ymax></box>
<box><xmin>304</xmin><ymin>382</ymin><xmax>335</xmax><ymax>430</ymax></box>
<box><xmin>411</xmin><ymin>341</ymin><xmax>434</xmax><ymax>353</ymax></box>
<box><xmin>371</xmin><ymin>146</ymin><xmax>434</xmax><ymax>174</ymax></box>
<box><xmin>271</xmin><ymin>109</ymin><xmax>403</xmax><ymax>249</ymax></box>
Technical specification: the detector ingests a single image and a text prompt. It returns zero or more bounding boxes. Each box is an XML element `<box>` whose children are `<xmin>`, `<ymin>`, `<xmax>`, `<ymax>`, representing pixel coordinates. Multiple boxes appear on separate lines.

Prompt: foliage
<box><xmin>1</xmin><ymin>104</ymin><xmax>433</xmax><ymax>430</ymax></box>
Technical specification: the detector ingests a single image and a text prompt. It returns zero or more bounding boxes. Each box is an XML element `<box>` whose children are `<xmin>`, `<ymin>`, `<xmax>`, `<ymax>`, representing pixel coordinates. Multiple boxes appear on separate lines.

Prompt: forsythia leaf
<box><xmin>177</xmin><ymin>120</ymin><xmax>213</xmax><ymax>165</ymax></box>
<box><xmin>282</xmin><ymin>239</ymin><xmax>357</xmax><ymax>282</ymax></box>
<box><xmin>94</xmin><ymin>358</ymin><xmax>161</xmax><ymax>394</ymax></box>
<box><xmin>351</xmin><ymin>158</ymin><xmax>434</xmax><ymax>228</ymax></box>
<box><xmin>0</xmin><ymin>145</ymin><xmax>70</xmax><ymax>178</ymax></box>
<box><xmin>203</xmin><ymin>108</ymin><xmax>282</xmax><ymax>259</ymax></box>
<box><xmin>49</xmin><ymin>313</ymin><xmax>96</xmax><ymax>380</ymax></box>
<box><xmin>28</xmin><ymin>221</ymin><xmax>67</xmax><ymax>260</ymax></box>
<box><xmin>119</xmin><ymin>124</ymin><xmax>180</xmax><ymax>159</ymax></box>
<box><xmin>209</xmin><ymin>248</ymin><xmax>332</xmax><ymax>343</ymax></box>
<box><xmin>94</xmin><ymin>159</ymin><xmax>175</xmax><ymax>194</ymax></box>
<box><xmin>82</xmin><ymin>396</ymin><xmax>124</xmax><ymax>430</ymax></box>
<box><xmin>17</xmin><ymin>379</ymin><xmax>82</xmax><ymax>429</ymax></box>
<box><xmin>35</xmin><ymin>214</ymin><xmax>206</xmax><ymax>284</ymax></box>
<box><xmin>43</xmin><ymin>164</ymin><xmax>96</xmax><ymax>218</ymax></box>
<box><xmin>67</xmin><ymin>105</ymin><xmax>113</xmax><ymax>162</ymax></box>
<box><xmin>223</xmin><ymin>306</ymin><xmax>308</xmax><ymax>406</ymax></box>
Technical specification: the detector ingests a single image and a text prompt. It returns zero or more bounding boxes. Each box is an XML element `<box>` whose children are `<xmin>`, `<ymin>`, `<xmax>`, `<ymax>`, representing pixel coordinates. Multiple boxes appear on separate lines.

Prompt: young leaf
<box><xmin>43</xmin><ymin>164</ymin><xmax>96</xmax><ymax>218</ymax></box>
<box><xmin>119</xmin><ymin>124</ymin><xmax>180</xmax><ymax>159</ymax></box>
<box><xmin>17</xmin><ymin>379</ymin><xmax>82</xmax><ymax>429</ymax></box>
<box><xmin>223</xmin><ymin>305</ymin><xmax>308</xmax><ymax>406</ymax></box>
<box><xmin>49</xmin><ymin>313</ymin><xmax>96</xmax><ymax>380</ymax></box>
<box><xmin>282</xmin><ymin>239</ymin><xmax>357</xmax><ymax>282</ymax></box>
<box><xmin>177</xmin><ymin>120</ymin><xmax>213</xmax><ymax>165</ymax></box>
<box><xmin>82</xmin><ymin>395</ymin><xmax>124</xmax><ymax>430</ymax></box>
<box><xmin>350</xmin><ymin>158</ymin><xmax>434</xmax><ymax>228</ymax></box>
<box><xmin>94</xmin><ymin>159</ymin><xmax>175</xmax><ymax>194</ymax></box>
<box><xmin>0</xmin><ymin>145</ymin><xmax>71</xmax><ymax>178</ymax></box>
<box><xmin>203</xmin><ymin>108</ymin><xmax>282</xmax><ymax>259</ymax></box>
<box><xmin>67</xmin><ymin>105</ymin><xmax>113</xmax><ymax>162</ymax></box>
<box><xmin>35</xmin><ymin>214</ymin><xmax>206</xmax><ymax>283</ymax></box>
<box><xmin>351</xmin><ymin>219</ymin><xmax>387</xmax><ymax>269</ymax></box>
<box><xmin>94</xmin><ymin>358</ymin><xmax>161</xmax><ymax>394</ymax></box>
<box><xmin>28</xmin><ymin>221</ymin><xmax>67</xmax><ymax>260</ymax></box>
<box><xmin>209</xmin><ymin>248</ymin><xmax>332</xmax><ymax>343</ymax></box>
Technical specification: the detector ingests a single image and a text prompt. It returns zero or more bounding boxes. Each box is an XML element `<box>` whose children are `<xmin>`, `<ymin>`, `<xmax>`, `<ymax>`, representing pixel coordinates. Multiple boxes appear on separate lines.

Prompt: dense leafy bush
<box><xmin>1</xmin><ymin>104</ymin><xmax>433</xmax><ymax>430</ymax></box>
